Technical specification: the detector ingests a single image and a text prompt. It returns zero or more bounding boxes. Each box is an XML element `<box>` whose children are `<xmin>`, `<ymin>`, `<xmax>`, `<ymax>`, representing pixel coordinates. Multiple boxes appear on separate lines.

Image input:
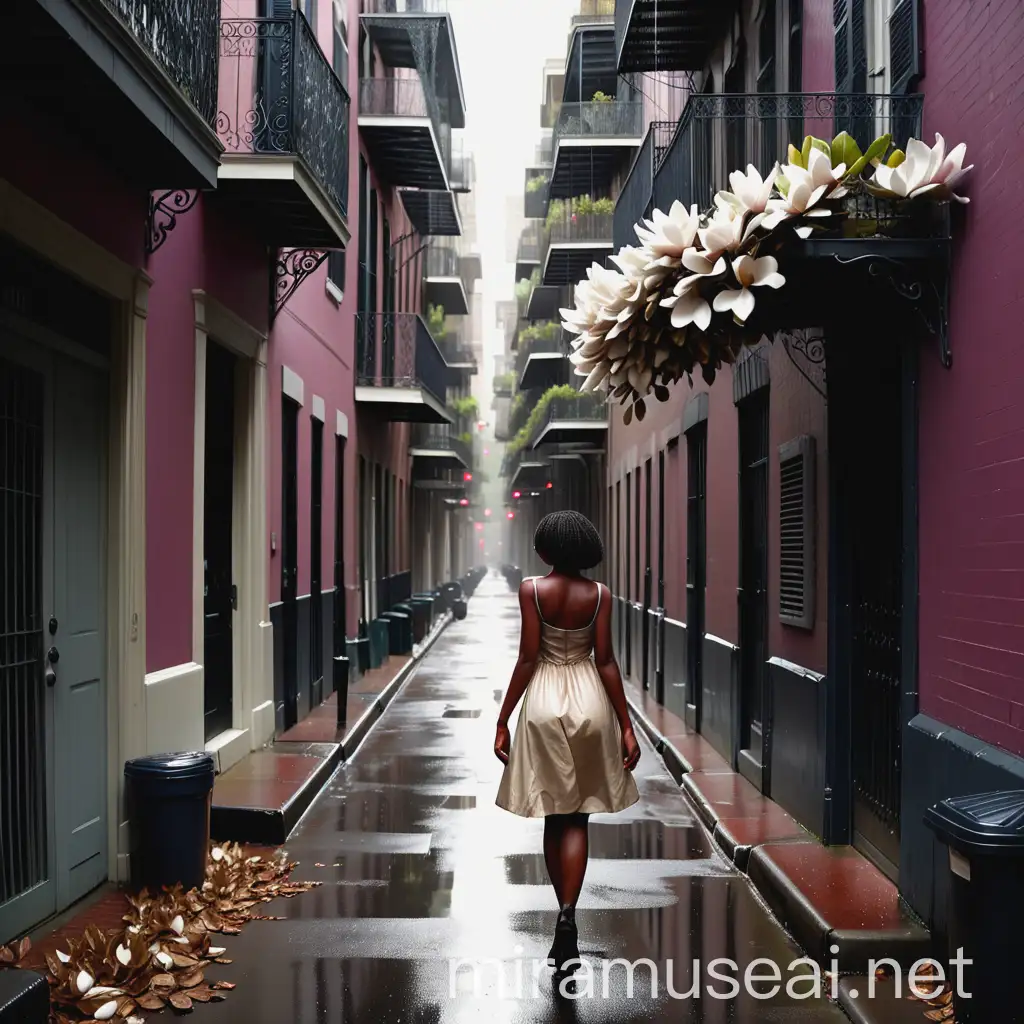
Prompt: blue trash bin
<box><xmin>124</xmin><ymin>751</ymin><xmax>215</xmax><ymax>894</ymax></box>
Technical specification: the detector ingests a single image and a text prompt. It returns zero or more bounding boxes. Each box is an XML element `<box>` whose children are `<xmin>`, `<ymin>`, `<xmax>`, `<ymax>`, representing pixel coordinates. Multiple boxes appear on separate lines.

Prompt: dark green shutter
<box><xmin>889</xmin><ymin>0</ymin><xmax>920</xmax><ymax>93</ymax></box>
<box><xmin>268</xmin><ymin>0</ymin><xmax>293</xmax><ymax>16</ymax></box>
<box><xmin>834</xmin><ymin>0</ymin><xmax>866</xmax><ymax>92</ymax></box>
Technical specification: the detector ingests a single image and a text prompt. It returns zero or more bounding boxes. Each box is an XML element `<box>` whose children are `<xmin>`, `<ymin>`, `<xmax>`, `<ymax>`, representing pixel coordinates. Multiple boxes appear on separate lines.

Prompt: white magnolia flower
<box><xmin>712</xmin><ymin>255</ymin><xmax>786</xmax><ymax>322</ymax></box>
<box><xmin>635</xmin><ymin>201</ymin><xmax>701</xmax><ymax>259</ymax></box>
<box><xmin>115</xmin><ymin>943</ymin><xmax>132</xmax><ymax>966</ymax></box>
<box><xmin>873</xmin><ymin>133</ymin><xmax>972</xmax><ymax>202</ymax></box>
<box><xmin>659</xmin><ymin>253</ymin><xmax>727</xmax><ymax>331</ymax></box>
<box><xmin>717</xmin><ymin>163</ymin><xmax>779</xmax><ymax>215</ymax></box>
<box><xmin>698</xmin><ymin>203</ymin><xmax>745</xmax><ymax>258</ymax></box>
<box><xmin>76</xmin><ymin>970</ymin><xmax>95</xmax><ymax>995</ymax></box>
<box><xmin>763</xmin><ymin>148</ymin><xmax>848</xmax><ymax>230</ymax></box>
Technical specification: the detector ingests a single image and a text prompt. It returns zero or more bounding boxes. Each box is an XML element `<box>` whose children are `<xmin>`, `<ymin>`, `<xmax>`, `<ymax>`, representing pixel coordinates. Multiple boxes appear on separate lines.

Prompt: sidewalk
<box><xmin>624</xmin><ymin>680</ymin><xmax>934</xmax><ymax>1022</ymax></box>
<box><xmin>210</xmin><ymin>611</ymin><xmax>451</xmax><ymax>845</ymax></box>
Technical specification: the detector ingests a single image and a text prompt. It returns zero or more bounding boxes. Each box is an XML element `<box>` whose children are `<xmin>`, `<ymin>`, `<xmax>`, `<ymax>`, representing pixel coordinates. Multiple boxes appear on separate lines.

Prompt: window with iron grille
<box><xmin>778</xmin><ymin>435</ymin><xmax>816</xmax><ymax>629</ymax></box>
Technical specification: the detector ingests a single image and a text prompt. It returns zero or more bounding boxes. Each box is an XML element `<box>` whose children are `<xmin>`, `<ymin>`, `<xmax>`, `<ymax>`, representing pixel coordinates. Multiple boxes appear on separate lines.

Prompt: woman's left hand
<box><xmin>622</xmin><ymin>726</ymin><xmax>641</xmax><ymax>772</ymax></box>
<box><xmin>494</xmin><ymin>723</ymin><xmax>511</xmax><ymax>764</ymax></box>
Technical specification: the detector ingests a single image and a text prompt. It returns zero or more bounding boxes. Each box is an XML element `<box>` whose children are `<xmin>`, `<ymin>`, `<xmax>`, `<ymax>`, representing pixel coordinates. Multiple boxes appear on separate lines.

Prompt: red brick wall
<box><xmin>916</xmin><ymin>0</ymin><xmax>1024</xmax><ymax>756</ymax></box>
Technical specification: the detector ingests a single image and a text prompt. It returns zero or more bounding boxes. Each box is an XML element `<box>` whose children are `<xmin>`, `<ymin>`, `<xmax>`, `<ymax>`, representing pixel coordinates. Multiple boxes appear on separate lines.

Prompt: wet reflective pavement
<box><xmin>201</xmin><ymin>576</ymin><xmax>848</xmax><ymax>1022</ymax></box>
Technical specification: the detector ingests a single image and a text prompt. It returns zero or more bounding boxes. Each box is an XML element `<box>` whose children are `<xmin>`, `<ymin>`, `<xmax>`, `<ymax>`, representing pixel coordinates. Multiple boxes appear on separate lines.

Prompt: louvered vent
<box><xmin>779</xmin><ymin>435</ymin><xmax>815</xmax><ymax>629</ymax></box>
<box><xmin>889</xmin><ymin>0</ymin><xmax>920</xmax><ymax>93</ymax></box>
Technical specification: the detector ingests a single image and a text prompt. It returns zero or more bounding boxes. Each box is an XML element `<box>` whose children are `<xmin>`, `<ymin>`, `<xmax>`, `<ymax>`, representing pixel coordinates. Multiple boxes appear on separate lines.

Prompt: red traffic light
<box><xmin>506</xmin><ymin>511</ymin><xmax>515</xmax><ymax>519</ymax></box>
<box><xmin>546</xmin><ymin>481</ymin><xmax>553</xmax><ymax>489</ymax></box>
<box><xmin>464</xmin><ymin>471</ymin><xmax>473</xmax><ymax>482</ymax></box>
<box><xmin>459</xmin><ymin>498</ymin><xmax>469</xmax><ymax>506</ymax></box>
<box><xmin>512</xmin><ymin>490</ymin><xmax>521</xmax><ymax>499</ymax></box>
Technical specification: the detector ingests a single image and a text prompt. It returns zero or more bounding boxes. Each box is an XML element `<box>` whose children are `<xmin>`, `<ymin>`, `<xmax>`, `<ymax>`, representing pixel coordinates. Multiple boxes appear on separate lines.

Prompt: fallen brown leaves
<box><xmin>906</xmin><ymin>960</ymin><xmax>957</xmax><ymax>1023</ymax></box>
<box><xmin>0</xmin><ymin>843</ymin><xmax>320</xmax><ymax>1021</ymax></box>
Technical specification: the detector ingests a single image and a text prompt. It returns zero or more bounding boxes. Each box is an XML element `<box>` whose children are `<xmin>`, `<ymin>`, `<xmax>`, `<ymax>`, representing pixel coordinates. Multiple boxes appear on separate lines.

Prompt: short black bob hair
<box><xmin>534</xmin><ymin>510</ymin><xmax>604</xmax><ymax>573</ymax></box>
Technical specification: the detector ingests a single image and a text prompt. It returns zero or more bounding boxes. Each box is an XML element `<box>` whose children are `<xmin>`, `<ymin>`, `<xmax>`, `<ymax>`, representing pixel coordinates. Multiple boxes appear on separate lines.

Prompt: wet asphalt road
<box><xmin>203</xmin><ymin>575</ymin><xmax>848</xmax><ymax>1022</ymax></box>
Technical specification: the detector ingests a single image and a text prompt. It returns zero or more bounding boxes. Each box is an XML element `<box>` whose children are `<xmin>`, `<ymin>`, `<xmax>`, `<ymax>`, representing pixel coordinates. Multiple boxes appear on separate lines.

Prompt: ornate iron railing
<box><xmin>554</xmin><ymin>102</ymin><xmax>644</xmax><ymax>149</ymax></box>
<box><xmin>357</xmin><ymin>312</ymin><xmax>449</xmax><ymax>407</ymax></box>
<box><xmin>361</xmin><ymin>0</ymin><xmax>448</xmax><ymax>11</ymax></box>
<box><xmin>218</xmin><ymin>15</ymin><xmax>351</xmax><ymax>214</ymax></box>
<box><xmin>515</xmin><ymin>324</ymin><xmax>567</xmax><ymax>378</ymax></box>
<box><xmin>413</xmin><ymin>423</ymin><xmax>472</xmax><ymax>466</ymax></box>
<box><xmin>530</xmin><ymin>393</ymin><xmax>608</xmax><ymax>447</ymax></box>
<box><xmin>615</xmin><ymin>120</ymin><xmax>674</xmax><ymax>249</ymax></box>
<box><xmin>101</xmin><ymin>0</ymin><xmax>220</xmax><ymax>124</ymax></box>
<box><xmin>359</xmin><ymin>76</ymin><xmax>451</xmax><ymax>175</ymax></box>
<box><xmin>653</xmin><ymin>92</ymin><xmax>923</xmax><ymax>216</ymax></box>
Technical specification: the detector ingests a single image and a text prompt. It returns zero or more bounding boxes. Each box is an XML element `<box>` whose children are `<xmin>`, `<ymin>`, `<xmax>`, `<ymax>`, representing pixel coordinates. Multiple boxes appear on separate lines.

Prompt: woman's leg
<box><xmin>557</xmin><ymin>812</ymin><xmax>589</xmax><ymax>909</ymax></box>
<box><xmin>543</xmin><ymin>815</ymin><xmax>565</xmax><ymax>903</ymax></box>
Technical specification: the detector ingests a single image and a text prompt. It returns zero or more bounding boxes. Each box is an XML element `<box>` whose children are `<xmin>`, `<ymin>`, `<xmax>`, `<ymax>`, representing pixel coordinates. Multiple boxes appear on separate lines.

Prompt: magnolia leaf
<box><xmin>830</xmin><ymin>131</ymin><xmax>861</xmax><ymax>169</ymax></box>
<box><xmin>801</xmin><ymin>135</ymin><xmax>830</xmax><ymax>166</ymax></box>
<box><xmin>787</xmin><ymin>143</ymin><xmax>804</xmax><ymax>168</ymax></box>
<box><xmin>186</xmin><ymin>985</ymin><xmax>214</xmax><ymax>1003</ymax></box>
<box><xmin>635</xmin><ymin>399</ymin><xmax>647</xmax><ymax>422</ymax></box>
<box><xmin>654</xmin><ymin>385</ymin><xmax>670</xmax><ymax>402</ymax></box>
<box><xmin>179</xmin><ymin>968</ymin><xmax>205</xmax><ymax>988</ymax></box>
<box><xmin>623</xmin><ymin>404</ymin><xmax>633</xmax><ymax>426</ymax></box>
<box><xmin>149</xmin><ymin>973</ymin><xmax>176</xmax><ymax>989</ymax></box>
<box><xmin>168</xmin><ymin>991</ymin><xmax>193</xmax><ymax>1011</ymax></box>
<box><xmin>887</xmin><ymin>148</ymin><xmax>906</xmax><ymax>168</ymax></box>
<box><xmin>847</xmin><ymin>133</ymin><xmax>892</xmax><ymax>176</ymax></box>
<box><xmin>701</xmin><ymin>363</ymin><xmax>717</xmax><ymax>386</ymax></box>
<box><xmin>212</xmin><ymin>981</ymin><xmax>236</xmax><ymax>991</ymax></box>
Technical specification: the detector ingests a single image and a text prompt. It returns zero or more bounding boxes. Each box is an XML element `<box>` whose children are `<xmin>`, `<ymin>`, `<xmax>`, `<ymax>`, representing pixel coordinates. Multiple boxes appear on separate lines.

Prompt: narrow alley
<box><xmin>199</xmin><ymin>576</ymin><xmax>847</xmax><ymax>1022</ymax></box>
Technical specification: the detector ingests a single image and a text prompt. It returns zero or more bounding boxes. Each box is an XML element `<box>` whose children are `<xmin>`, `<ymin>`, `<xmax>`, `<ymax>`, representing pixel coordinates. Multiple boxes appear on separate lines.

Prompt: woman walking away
<box><xmin>494</xmin><ymin>511</ymin><xmax>641</xmax><ymax>978</ymax></box>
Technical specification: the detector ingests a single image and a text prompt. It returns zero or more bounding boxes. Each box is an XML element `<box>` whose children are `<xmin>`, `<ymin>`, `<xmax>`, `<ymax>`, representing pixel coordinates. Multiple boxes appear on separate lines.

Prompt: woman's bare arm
<box><xmin>593</xmin><ymin>584</ymin><xmax>638</xmax><ymax>740</ymax></box>
<box><xmin>496</xmin><ymin>580</ymin><xmax>542</xmax><ymax>727</ymax></box>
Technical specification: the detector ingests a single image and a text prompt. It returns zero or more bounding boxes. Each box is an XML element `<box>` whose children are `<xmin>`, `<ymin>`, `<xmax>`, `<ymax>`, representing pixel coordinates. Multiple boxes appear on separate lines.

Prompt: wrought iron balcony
<box><xmin>529</xmin><ymin>393</ymin><xmax>608</xmax><ymax>449</ymax></box>
<box><xmin>12</xmin><ymin>0</ymin><xmax>221</xmax><ymax>188</ymax></box>
<box><xmin>216</xmin><ymin>14</ymin><xmax>350</xmax><ymax>247</ymax></box>
<box><xmin>542</xmin><ymin>209</ymin><xmax>614</xmax><ymax>286</ymax></box>
<box><xmin>550</xmin><ymin>102</ymin><xmax>644</xmax><ymax>198</ymax></box>
<box><xmin>355</xmin><ymin>312</ymin><xmax>452</xmax><ymax>422</ymax></box>
<box><xmin>425</xmin><ymin>245</ymin><xmax>469</xmax><ymax>315</ymax></box>
<box><xmin>525</xmin><ymin>169</ymin><xmax>551</xmax><ymax>219</ymax></box>
<box><xmin>398</xmin><ymin>189</ymin><xmax>462</xmax><ymax>235</ymax></box>
<box><xmin>515</xmin><ymin>223</ymin><xmax>546</xmax><ymax>282</ymax></box>
<box><xmin>614</xmin><ymin>120</ymin><xmax>674</xmax><ymax>249</ymax></box>
<box><xmin>615</xmin><ymin>0</ymin><xmax>738</xmax><ymax>73</ymax></box>
<box><xmin>653</xmin><ymin>92</ymin><xmax>924</xmax><ymax>216</ymax></box>
<box><xmin>516</xmin><ymin>324</ymin><xmax>569</xmax><ymax>391</ymax></box>
<box><xmin>359</xmin><ymin>77</ymin><xmax>452</xmax><ymax>189</ymax></box>
<box><xmin>450</xmin><ymin>133</ymin><xmax>474</xmax><ymax>192</ymax></box>
<box><xmin>526</xmin><ymin>284</ymin><xmax>569</xmax><ymax>322</ymax></box>
<box><xmin>360</xmin><ymin>0</ymin><xmax>466</xmax><ymax>131</ymax></box>
<box><xmin>503</xmin><ymin>447</ymin><xmax>551</xmax><ymax>492</ymax></box>
<box><xmin>564</xmin><ymin>18</ymin><xmax>617</xmax><ymax>105</ymax></box>
<box><xmin>571</xmin><ymin>0</ymin><xmax>616</xmax><ymax>38</ymax></box>
<box><xmin>411</xmin><ymin>423</ymin><xmax>471</xmax><ymax>470</ymax></box>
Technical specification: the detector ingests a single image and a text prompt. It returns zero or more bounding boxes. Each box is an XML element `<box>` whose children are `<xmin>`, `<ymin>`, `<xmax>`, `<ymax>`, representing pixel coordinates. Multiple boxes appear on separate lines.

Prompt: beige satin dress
<box><xmin>496</xmin><ymin>579</ymin><xmax>640</xmax><ymax>818</ymax></box>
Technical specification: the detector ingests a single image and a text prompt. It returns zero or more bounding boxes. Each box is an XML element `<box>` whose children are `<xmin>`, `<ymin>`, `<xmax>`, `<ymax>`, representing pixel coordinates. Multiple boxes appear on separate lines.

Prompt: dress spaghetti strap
<box><xmin>531</xmin><ymin>577</ymin><xmax>601</xmax><ymax>630</ymax></box>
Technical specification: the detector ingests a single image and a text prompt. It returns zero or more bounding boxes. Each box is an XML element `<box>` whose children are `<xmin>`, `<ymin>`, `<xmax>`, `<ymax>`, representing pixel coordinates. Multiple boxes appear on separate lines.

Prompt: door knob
<box><xmin>45</xmin><ymin>666</ymin><xmax>57</xmax><ymax>688</ymax></box>
<box><xmin>47</xmin><ymin>646</ymin><xmax>59</xmax><ymax>664</ymax></box>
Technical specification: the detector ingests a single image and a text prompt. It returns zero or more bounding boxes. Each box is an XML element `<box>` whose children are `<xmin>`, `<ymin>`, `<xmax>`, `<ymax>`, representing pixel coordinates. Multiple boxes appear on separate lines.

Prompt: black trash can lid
<box><xmin>125</xmin><ymin>751</ymin><xmax>215</xmax><ymax>780</ymax></box>
<box><xmin>924</xmin><ymin>790</ymin><xmax>1024</xmax><ymax>854</ymax></box>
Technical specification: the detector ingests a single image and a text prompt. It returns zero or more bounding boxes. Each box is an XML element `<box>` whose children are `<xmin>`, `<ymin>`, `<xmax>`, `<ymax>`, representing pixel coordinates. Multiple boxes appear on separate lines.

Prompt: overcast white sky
<box><xmin>447</xmin><ymin>0</ymin><xmax>581</xmax><ymax>377</ymax></box>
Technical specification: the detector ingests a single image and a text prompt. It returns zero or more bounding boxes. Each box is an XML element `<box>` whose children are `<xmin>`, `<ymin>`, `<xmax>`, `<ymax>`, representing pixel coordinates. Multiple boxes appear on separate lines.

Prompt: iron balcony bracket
<box><xmin>272</xmin><ymin>249</ymin><xmax>330</xmax><ymax>322</ymax></box>
<box><xmin>833</xmin><ymin>252</ymin><xmax>952</xmax><ymax>369</ymax></box>
<box><xmin>778</xmin><ymin>329</ymin><xmax>827</xmax><ymax>401</ymax></box>
<box><xmin>145</xmin><ymin>190</ymin><xmax>201</xmax><ymax>255</ymax></box>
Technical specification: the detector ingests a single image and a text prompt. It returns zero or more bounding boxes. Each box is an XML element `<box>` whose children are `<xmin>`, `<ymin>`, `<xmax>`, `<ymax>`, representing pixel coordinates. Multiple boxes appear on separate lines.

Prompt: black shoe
<box><xmin>548</xmin><ymin>905</ymin><xmax>580</xmax><ymax>973</ymax></box>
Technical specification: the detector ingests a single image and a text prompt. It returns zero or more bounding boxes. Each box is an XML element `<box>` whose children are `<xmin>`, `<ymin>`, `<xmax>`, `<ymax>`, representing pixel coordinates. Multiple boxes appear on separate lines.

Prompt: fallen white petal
<box><xmin>155</xmin><ymin>951</ymin><xmax>173</xmax><ymax>969</ymax></box>
<box><xmin>94</xmin><ymin>1000</ymin><xmax>118</xmax><ymax>1021</ymax></box>
<box><xmin>76</xmin><ymin>971</ymin><xmax>95</xmax><ymax>995</ymax></box>
<box><xmin>56</xmin><ymin>950</ymin><xmax>71</xmax><ymax>964</ymax></box>
<box><xmin>212</xmin><ymin>847</ymin><xmax>224</xmax><ymax>862</ymax></box>
<box><xmin>208</xmin><ymin>947</ymin><xmax>226</xmax><ymax>956</ymax></box>
<box><xmin>115</xmin><ymin>943</ymin><xmax>132</xmax><ymax>966</ymax></box>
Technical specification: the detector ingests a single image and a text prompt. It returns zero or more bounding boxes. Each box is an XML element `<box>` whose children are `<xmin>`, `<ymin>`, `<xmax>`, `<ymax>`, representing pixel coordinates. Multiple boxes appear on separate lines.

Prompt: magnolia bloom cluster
<box><xmin>561</xmin><ymin>133</ymin><xmax>970</xmax><ymax>418</ymax></box>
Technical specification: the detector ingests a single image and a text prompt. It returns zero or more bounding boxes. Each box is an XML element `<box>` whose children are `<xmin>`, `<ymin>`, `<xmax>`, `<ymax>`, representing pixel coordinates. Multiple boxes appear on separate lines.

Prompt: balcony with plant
<box><xmin>216</xmin><ymin>11</ymin><xmax>351</xmax><ymax>247</ymax></box>
<box><xmin>550</xmin><ymin>100</ymin><xmax>644</xmax><ymax>199</ymax></box>
<box><xmin>425</xmin><ymin>247</ymin><xmax>470</xmax><ymax>315</ymax></box>
<box><xmin>516</xmin><ymin>321</ymin><xmax>567</xmax><ymax>391</ymax></box>
<box><xmin>525</xmin><ymin>171</ymin><xmax>551</xmax><ymax>219</ymax></box>
<box><xmin>542</xmin><ymin>195</ymin><xmax>615</xmax><ymax>285</ymax></box>
<box><xmin>561</xmin><ymin>120</ymin><xmax>967</xmax><ymax>423</ymax></box>
<box><xmin>515</xmin><ymin>223</ymin><xmax>546</xmax><ymax>282</ymax></box>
